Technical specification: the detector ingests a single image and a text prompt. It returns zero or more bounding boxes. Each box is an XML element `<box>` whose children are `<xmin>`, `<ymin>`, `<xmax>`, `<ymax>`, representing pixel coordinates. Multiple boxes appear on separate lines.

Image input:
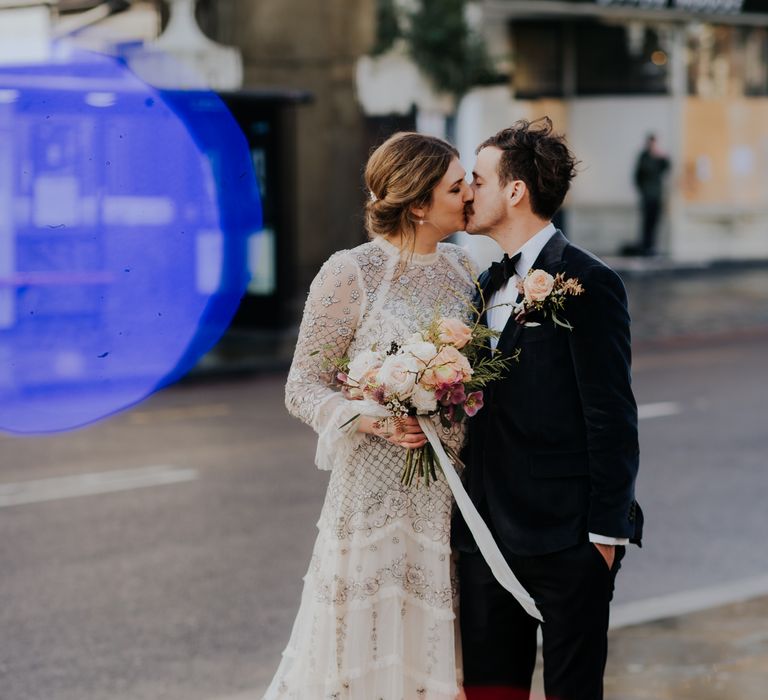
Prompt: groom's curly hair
<box><xmin>477</xmin><ymin>117</ymin><xmax>579</xmax><ymax>220</ymax></box>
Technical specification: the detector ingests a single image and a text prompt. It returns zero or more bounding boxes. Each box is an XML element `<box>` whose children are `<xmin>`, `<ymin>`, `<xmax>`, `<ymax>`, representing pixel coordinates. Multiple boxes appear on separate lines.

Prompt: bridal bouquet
<box><xmin>331</xmin><ymin>316</ymin><xmax>510</xmax><ymax>487</ymax></box>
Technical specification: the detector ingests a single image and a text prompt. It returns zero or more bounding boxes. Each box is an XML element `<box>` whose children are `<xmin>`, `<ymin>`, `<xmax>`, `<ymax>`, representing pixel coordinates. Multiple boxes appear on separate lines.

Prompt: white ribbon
<box><xmin>417</xmin><ymin>416</ymin><xmax>544</xmax><ymax>622</ymax></box>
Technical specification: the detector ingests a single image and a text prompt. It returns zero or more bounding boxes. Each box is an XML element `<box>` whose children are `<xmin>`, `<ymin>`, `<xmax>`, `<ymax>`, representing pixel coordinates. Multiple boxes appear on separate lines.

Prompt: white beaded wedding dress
<box><xmin>262</xmin><ymin>236</ymin><xmax>477</xmax><ymax>700</ymax></box>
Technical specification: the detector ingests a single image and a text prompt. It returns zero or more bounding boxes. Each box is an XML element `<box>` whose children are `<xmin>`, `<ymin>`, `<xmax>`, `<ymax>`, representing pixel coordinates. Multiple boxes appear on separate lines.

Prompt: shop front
<box><xmin>457</xmin><ymin>0</ymin><xmax>768</xmax><ymax>261</ymax></box>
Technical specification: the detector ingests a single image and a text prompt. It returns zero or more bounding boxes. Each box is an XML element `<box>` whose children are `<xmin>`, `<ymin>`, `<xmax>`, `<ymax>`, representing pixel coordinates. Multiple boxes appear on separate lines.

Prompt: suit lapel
<box><xmin>474</xmin><ymin>268</ymin><xmax>496</xmax><ymax>360</ymax></box>
<box><xmin>531</xmin><ymin>229</ymin><xmax>569</xmax><ymax>273</ymax></box>
<box><xmin>496</xmin><ymin>230</ymin><xmax>569</xmax><ymax>355</ymax></box>
<box><xmin>476</xmin><ymin>268</ymin><xmax>496</xmax><ymax>327</ymax></box>
<box><xmin>495</xmin><ymin>291</ymin><xmax>525</xmax><ymax>355</ymax></box>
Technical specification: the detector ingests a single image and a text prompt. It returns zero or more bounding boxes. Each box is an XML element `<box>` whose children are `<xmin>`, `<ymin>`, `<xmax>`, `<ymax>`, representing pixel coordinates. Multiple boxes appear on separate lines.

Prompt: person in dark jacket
<box><xmin>633</xmin><ymin>133</ymin><xmax>670</xmax><ymax>256</ymax></box>
<box><xmin>456</xmin><ymin>117</ymin><xmax>643</xmax><ymax>700</ymax></box>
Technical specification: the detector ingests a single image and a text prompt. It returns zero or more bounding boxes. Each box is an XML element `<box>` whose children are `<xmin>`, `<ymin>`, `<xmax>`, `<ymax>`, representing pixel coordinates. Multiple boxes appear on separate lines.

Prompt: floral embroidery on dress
<box><xmin>267</xmin><ymin>239</ymin><xmax>478</xmax><ymax>700</ymax></box>
<box><xmin>311</xmin><ymin>553</ymin><xmax>454</xmax><ymax>610</ymax></box>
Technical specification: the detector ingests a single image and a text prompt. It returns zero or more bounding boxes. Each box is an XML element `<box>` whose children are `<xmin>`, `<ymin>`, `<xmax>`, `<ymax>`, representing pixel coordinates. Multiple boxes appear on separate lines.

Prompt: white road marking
<box><xmin>0</xmin><ymin>465</ymin><xmax>198</xmax><ymax>508</ymax></box>
<box><xmin>638</xmin><ymin>401</ymin><xmax>681</xmax><ymax>420</ymax></box>
<box><xmin>610</xmin><ymin>573</ymin><xmax>768</xmax><ymax>630</ymax></box>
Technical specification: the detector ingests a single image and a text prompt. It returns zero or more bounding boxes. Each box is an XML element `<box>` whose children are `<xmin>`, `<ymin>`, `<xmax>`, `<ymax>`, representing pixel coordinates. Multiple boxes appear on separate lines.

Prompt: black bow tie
<box><xmin>485</xmin><ymin>252</ymin><xmax>522</xmax><ymax>298</ymax></box>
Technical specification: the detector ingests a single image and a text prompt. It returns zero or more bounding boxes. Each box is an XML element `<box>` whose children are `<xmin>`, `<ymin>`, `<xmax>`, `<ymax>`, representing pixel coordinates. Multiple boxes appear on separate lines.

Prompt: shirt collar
<box><xmin>514</xmin><ymin>222</ymin><xmax>557</xmax><ymax>278</ymax></box>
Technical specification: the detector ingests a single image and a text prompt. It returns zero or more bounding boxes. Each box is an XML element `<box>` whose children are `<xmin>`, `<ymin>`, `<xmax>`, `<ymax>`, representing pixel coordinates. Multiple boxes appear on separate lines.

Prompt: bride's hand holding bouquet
<box><xmin>330</xmin><ymin>314</ymin><xmax>510</xmax><ymax>487</ymax></box>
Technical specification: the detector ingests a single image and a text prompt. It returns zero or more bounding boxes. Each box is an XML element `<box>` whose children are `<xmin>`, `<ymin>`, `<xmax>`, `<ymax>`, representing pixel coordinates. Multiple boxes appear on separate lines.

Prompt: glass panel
<box><xmin>685</xmin><ymin>24</ymin><xmax>768</xmax><ymax>98</ymax></box>
<box><xmin>245</xmin><ymin>126</ymin><xmax>276</xmax><ymax>297</ymax></box>
<box><xmin>744</xmin><ymin>27</ymin><xmax>768</xmax><ymax>96</ymax></box>
<box><xmin>575</xmin><ymin>21</ymin><xmax>669</xmax><ymax>95</ymax></box>
<box><xmin>685</xmin><ymin>24</ymin><xmax>750</xmax><ymax>97</ymax></box>
<box><xmin>509</xmin><ymin>21</ymin><xmax>565</xmax><ymax>98</ymax></box>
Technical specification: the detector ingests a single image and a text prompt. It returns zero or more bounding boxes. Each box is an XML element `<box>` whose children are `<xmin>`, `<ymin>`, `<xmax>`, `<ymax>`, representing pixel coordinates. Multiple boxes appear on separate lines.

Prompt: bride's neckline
<box><xmin>372</xmin><ymin>235</ymin><xmax>442</xmax><ymax>265</ymax></box>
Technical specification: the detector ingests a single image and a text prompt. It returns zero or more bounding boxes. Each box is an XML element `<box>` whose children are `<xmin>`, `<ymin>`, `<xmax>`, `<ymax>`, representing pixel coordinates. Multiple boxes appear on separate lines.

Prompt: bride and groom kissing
<box><xmin>266</xmin><ymin>117</ymin><xmax>643</xmax><ymax>700</ymax></box>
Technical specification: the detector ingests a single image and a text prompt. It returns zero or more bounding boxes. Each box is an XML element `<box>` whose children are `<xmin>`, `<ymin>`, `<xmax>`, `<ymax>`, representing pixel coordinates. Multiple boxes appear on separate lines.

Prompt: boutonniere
<box><xmin>513</xmin><ymin>270</ymin><xmax>584</xmax><ymax>330</ymax></box>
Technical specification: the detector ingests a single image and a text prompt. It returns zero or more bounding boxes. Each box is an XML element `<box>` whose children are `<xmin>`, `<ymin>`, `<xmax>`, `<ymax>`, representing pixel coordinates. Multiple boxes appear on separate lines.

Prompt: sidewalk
<box><xmin>527</xmin><ymin>593</ymin><xmax>768</xmax><ymax>700</ymax></box>
<box><xmin>605</xmin><ymin>595</ymin><xmax>768</xmax><ymax>700</ymax></box>
<box><xmin>609</xmin><ymin>258</ymin><xmax>768</xmax><ymax>345</ymax></box>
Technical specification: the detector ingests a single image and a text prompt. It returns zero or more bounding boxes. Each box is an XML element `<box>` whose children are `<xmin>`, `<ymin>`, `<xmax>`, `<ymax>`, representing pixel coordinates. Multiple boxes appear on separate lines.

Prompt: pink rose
<box><xmin>523</xmin><ymin>269</ymin><xmax>555</xmax><ymax>302</ymax></box>
<box><xmin>360</xmin><ymin>368</ymin><xmax>384</xmax><ymax>402</ymax></box>
<box><xmin>339</xmin><ymin>371</ymin><xmax>364</xmax><ymax>400</ymax></box>
<box><xmin>436</xmin><ymin>317</ymin><xmax>473</xmax><ymax>349</ymax></box>
<box><xmin>421</xmin><ymin>346</ymin><xmax>472</xmax><ymax>388</ymax></box>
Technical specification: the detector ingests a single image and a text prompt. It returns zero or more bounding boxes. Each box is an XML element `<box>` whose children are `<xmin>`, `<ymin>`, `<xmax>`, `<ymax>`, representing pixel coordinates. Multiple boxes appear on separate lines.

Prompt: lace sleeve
<box><xmin>285</xmin><ymin>251</ymin><xmax>366</xmax><ymax>470</ymax></box>
<box><xmin>453</xmin><ymin>244</ymin><xmax>481</xmax><ymax>282</ymax></box>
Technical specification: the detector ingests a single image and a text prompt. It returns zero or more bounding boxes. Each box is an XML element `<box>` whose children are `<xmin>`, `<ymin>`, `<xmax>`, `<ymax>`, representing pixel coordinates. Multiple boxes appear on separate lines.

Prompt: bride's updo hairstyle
<box><xmin>364</xmin><ymin>132</ymin><xmax>459</xmax><ymax>249</ymax></box>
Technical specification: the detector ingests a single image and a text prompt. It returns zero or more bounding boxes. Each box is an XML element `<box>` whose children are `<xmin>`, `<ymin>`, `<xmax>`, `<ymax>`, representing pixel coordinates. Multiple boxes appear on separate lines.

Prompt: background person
<box><xmin>632</xmin><ymin>133</ymin><xmax>670</xmax><ymax>257</ymax></box>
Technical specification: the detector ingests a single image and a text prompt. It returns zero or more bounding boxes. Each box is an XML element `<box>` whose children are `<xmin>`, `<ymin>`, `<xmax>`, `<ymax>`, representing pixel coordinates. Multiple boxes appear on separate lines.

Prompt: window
<box><xmin>687</xmin><ymin>23</ymin><xmax>768</xmax><ymax>97</ymax></box>
<box><xmin>509</xmin><ymin>21</ymin><xmax>565</xmax><ymax>98</ymax></box>
<box><xmin>744</xmin><ymin>27</ymin><xmax>768</xmax><ymax>96</ymax></box>
<box><xmin>574</xmin><ymin>21</ymin><xmax>669</xmax><ymax>95</ymax></box>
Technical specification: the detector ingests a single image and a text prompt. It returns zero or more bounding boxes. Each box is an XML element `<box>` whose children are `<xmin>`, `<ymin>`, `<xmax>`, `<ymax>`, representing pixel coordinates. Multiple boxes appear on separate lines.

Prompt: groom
<box><xmin>454</xmin><ymin>118</ymin><xmax>643</xmax><ymax>700</ymax></box>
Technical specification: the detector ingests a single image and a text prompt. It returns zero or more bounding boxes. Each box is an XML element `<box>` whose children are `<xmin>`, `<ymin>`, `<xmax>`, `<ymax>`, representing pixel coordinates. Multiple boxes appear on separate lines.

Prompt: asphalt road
<box><xmin>1</xmin><ymin>332</ymin><xmax>767</xmax><ymax>699</ymax></box>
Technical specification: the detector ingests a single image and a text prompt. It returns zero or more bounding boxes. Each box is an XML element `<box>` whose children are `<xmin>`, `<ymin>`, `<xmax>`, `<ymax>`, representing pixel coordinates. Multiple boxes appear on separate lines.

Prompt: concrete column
<box><xmin>202</xmin><ymin>0</ymin><xmax>377</xmax><ymax>291</ymax></box>
<box><xmin>0</xmin><ymin>5</ymin><xmax>51</xmax><ymax>65</ymax></box>
<box><xmin>666</xmin><ymin>21</ymin><xmax>688</xmax><ymax>259</ymax></box>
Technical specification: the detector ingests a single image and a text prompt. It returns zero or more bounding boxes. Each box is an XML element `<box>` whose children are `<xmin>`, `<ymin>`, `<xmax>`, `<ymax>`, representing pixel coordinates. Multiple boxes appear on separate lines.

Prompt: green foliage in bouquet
<box><xmin>319</xmin><ymin>272</ymin><xmax>520</xmax><ymax>489</ymax></box>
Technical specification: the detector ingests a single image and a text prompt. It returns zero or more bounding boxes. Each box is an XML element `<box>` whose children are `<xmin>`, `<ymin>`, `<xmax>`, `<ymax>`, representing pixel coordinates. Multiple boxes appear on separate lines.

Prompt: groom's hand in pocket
<box><xmin>593</xmin><ymin>543</ymin><xmax>615</xmax><ymax>570</ymax></box>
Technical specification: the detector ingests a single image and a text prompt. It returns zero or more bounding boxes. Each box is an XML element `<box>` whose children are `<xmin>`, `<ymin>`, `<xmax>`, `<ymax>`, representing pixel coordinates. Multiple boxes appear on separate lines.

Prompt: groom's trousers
<box><xmin>459</xmin><ymin>540</ymin><xmax>625</xmax><ymax>700</ymax></box>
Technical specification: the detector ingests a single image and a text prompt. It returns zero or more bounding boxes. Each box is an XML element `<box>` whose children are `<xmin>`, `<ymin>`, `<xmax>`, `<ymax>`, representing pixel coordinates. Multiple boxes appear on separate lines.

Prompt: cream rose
<box><xmin>401</xmin><ymin>340</ymin><xmax>438</xmax><ymax>367</ymax></box>
<box><xmin>411</xmin><ymin>384</ymin><xmax>437</xmax><ymax>413</ymax></box>
<box><xmin>421</xmin><ymin>345</ymin><xmax>472</xmax><ymax>387</ymax></box>
<box><xmin>347</xmin><ymin>349</ymin><xmax>384</xmax><ymax>383</ymax></box>
<box><xmin>377</xmin><ymin>353</ymin><xmax>419</xmax><ymax>398</ymax></box>
<box><xmin>436</xmin><ymin>317</ymin><xmax>473</xmax><ymax>349</ymax></box>
<box><xmin>523</xmin><ymin>269</ymin><xmax>555</xmax><ymax>302</ymax></box>
<box><xmin>404</xmin><ymin>331</ymin><xmax>426</xmax><ymax>345</ymax></box>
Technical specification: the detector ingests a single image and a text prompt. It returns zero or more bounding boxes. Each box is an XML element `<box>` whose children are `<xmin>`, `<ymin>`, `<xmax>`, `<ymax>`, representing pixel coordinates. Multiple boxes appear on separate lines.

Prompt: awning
<box><xmin>485</xmin><ymin>0</ymin><xmax>768</xmax><ymax>26</ymax></box>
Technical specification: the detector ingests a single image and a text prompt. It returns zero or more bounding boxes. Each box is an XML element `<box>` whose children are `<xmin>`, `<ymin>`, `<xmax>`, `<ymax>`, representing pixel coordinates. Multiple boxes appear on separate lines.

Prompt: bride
<box><xmin>262</xmin><ymin>132</ymin><xmax>476</xmax><ymax>700</ymax></box>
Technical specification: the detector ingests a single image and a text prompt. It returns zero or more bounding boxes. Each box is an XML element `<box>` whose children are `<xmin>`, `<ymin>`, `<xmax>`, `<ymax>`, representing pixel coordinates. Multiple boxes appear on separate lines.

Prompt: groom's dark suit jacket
<box><xmin>453</xmin><ymin>231</ymin><xmax>643</xmax><ymax>557</ymax></box>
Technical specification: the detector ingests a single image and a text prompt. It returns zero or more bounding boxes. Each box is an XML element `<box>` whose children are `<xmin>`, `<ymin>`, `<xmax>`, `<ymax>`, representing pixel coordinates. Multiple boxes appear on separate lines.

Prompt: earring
<box><xmin>419</xmin><ymin>219</ymin><xmax>424</xmax><ymax>226</ymax></box>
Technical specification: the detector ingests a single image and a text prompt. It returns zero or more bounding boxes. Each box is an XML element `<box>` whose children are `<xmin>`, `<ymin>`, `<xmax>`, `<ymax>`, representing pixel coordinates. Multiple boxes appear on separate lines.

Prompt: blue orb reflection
<box><xmin>0</xmin><ymin>49</ymin><xmax>260</xmax><ymax>433</ymax></box>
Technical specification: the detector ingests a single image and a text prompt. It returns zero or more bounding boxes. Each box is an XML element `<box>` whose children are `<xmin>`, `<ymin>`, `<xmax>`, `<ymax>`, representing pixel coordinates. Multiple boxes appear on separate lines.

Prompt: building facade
<box><xmin>456</xmin><ymin>0</ymin><xmax>768</xmax><ymax>262</ymax></box>
<box><xmin>200</xmin><ymin>0</ymin><xmax>377</xmax><ymax>297</ymax></box>
<box><xmin>6</xmin><ymin>1</ymin><xmax>765</xmax><ymax>360</ymax></box>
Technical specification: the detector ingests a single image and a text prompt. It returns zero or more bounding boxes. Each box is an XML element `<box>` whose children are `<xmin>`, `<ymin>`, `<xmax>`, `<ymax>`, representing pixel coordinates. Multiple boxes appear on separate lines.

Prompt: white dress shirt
<box><xmin>487</xmin><ymin>223</ymin><xmax>557</xmax><ymax>347</ymax></box>
<box><xmin>486</xmin><ymin>223</ymin><xmax>628</xmax><ymax>547</ymax></box>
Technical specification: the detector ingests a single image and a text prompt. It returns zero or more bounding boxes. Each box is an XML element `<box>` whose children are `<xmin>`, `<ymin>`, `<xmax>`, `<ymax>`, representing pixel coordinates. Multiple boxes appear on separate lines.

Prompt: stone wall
<box><xmin>199</xmin><ymin>0</ymin><xmax>376</xmax><ymax>295</ymax></box>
